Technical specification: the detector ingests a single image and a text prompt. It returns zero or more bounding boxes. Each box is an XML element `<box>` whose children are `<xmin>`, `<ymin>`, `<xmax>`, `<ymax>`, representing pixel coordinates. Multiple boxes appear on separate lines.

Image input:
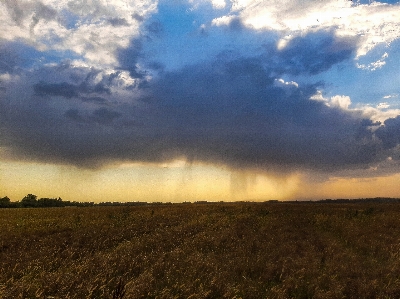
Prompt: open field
<box><xmin>1</xmin><ymin>202</ymin><xmax>400</xmax><ymax>298</ymax></box>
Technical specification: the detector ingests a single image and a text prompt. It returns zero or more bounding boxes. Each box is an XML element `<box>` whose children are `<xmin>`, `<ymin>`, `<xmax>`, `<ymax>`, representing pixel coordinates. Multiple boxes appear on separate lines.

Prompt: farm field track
<box><xmin>1</xmin><ymin>202</ymin><xmax>400</xmax><ymax>299</ymax></box>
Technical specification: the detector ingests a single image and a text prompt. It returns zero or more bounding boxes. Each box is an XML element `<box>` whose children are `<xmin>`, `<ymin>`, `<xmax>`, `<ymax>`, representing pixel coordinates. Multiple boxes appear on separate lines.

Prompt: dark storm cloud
<box><xmin>375</xmin><ymin>116</ymin><xmax>400</xmax><ymax>150</ymax></box>
<box><xmin>91</xmin><ymin>108</ymin><xmax>122</xmax><ymax>125</ymax></box>
<box><xmin>117</xmin><ymin>39</ymin><xmax>145</xmax><ymax>79</ymax></box>
<box><xmin>1</xmin><ymin>29</ymin><xmax>398</xmax><ymax>172</ymax></box>
<box><xmin>141</xmin><ymin>58</ymin><xmax>380</xmax><ymax>171</ymax></box>
<box><xmin>81</xmin><ymin>97</ymin><xmax>108</xmax><ymax>104</ymax></box>
<box><xmin>273</xmin><ymin>32</ymin><xmax>358</xmax><ymax>75</ymax></box>
<box><xmin>0</xmin><ymin>42</ymin><xmax>19</xmax><ymax>73</ymax></box>
<box><xmin>64</xmin><ymin>109</ymin><xmax>84</xmax><ymax>122</ymax></box>
<box><xmin>33</xmin><ymin>68</ymin><xmax>111</xmax><ymax>99</ymax></box>
<box><xmin>34</xmin><ymin>82</ymin><xmax>79</xmax><ymax>98</ymax></box>
<box><xmin>64</xmin><ymin>108</ymin><xmax>122</xmax><ymax>125</ymax></box>
<box><xmin>0</xmin><ymin>56</ymin><xmax>382</xmax><ymax>171</ymax></box>
<box><xmin>79</xmin><ymin>70</ymin><xmax>112</xmax><ymax>94</ymax></box>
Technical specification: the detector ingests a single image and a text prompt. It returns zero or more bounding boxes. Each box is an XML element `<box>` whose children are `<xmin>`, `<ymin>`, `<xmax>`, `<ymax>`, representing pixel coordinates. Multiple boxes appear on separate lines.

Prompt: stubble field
<box><xmin>1</xmin><ymin>202</ymin><xmax>400</xmax><ymax>298</ymax></box>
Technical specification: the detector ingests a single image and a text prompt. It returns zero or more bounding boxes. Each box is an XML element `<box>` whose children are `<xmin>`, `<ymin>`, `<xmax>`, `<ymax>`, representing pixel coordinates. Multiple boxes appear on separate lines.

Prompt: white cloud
<box><xmin>377</xmin><ymin>102</ymin><xmax>390</xmax><ymax>109</ymax></box>
<box><xmin>310</xmin><ymin>92</ymin><xmax>352</xmax><ymax>110</ymax></box>
<box><xmin>274</xmin><ymin>78</ymin><xmax>299</xmax><ymax>88</ymax></box>
<box><xmin>310</xmin><ymin>90</ymin><xmax>325</xmax><ymax>102</ymax></box>
<box><xmin>0</xmin><ymin>0</ymin><xmax>158</xmax><ymax>67</ymax></box>
<box><xmin>383</xmin><ymin>94</ymin><xmax>398</xmax><ymax>99</ymax></box>
<box><xmin>276</xmin><ymin>35</ymin><xmax>294</xmax><ymax>50</ymax></box>
<box><xmin>356</xmin><ymin>52</ymin><xmax>389</xmax><ymax>71</ymax></box>
<box><xmin>361</xmin><ymin>105</ymin><xmax>400</xmax><ymax>123</ymax></box>
<box><xmin>212</xmin><ymin>0</ymin><xmax>400</xmax><ymax>58</ymax></box>
<box><xmin>340</xmin><ymin>97</ymin><xmax>400</xmax><ymax>124</ymax></box>
<box><xmin>330</xmin><ymin>95</ymin><xmax>351</xmax><ymax>109</ymax></box>
<box><xmin>0</xmin><ymin>73</ymin><xmax>17</xmax><ymax>83</ymax></box>
<box><xmin>211</xmin><ymin>15</ymin><xmax>235</xmax><ymax>26</ymax></box>
<box><xmin>212</xmin><ymin>0</ymin><xmax>226</xmax><ymax>9</ymax></box>
<box><xmin>310</xmin><ymin>91</ymin><xmax>400</xmax><ymax>123</ymax></box>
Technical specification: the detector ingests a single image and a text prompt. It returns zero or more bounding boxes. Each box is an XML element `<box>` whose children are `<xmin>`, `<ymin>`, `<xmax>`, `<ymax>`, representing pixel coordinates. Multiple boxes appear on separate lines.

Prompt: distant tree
<box><xmin>0</xmin><ymin>196</ymin><xmax>11</xmax><ymax>208</ymax></box>
<box><xmin>21</xmin><ymin>194</ymin><xmax>38</xmax><ymax>207</ymax></box>
<box><xmin>37</xmin><ymin>197</ymin><xmax>65</xmax><ymax>207</ymax></box>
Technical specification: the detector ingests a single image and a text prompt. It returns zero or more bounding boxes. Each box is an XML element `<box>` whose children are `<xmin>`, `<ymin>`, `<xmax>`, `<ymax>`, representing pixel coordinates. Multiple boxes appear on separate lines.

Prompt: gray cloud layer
<box><xmin>1</xmin><ymin>27</ymin><xmax>399</xmax><ymax>172</ymax></box>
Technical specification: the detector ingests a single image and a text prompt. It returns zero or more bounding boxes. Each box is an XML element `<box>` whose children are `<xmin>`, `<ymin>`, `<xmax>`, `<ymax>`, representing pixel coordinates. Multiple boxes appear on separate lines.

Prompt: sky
<box><xmin>1</xmin><ymin>0</ymin><xmax>400</xmax><ymax>202</ymax></box>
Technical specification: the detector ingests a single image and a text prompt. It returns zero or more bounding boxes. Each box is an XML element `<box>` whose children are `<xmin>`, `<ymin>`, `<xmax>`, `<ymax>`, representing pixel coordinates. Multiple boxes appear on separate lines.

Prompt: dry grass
<box><xmin>1</xmin><ymin>202</ymin><xmax>400</xmax><ymax>298</ymax></box>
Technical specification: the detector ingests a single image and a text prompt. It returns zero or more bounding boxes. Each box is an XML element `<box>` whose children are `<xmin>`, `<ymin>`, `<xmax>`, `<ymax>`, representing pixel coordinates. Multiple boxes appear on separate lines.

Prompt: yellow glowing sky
<box><xmin>1</xmin><ymin>159</ymin><xmax>400</xmax><ymax>203</ymax></box>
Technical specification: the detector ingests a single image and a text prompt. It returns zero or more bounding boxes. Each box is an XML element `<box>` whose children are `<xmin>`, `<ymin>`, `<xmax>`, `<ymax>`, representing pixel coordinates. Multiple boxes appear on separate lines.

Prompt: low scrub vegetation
<box><xmin>1</xmin><ymin>202</ymin><xmax>400</xmax><ymax>298</ymax></box>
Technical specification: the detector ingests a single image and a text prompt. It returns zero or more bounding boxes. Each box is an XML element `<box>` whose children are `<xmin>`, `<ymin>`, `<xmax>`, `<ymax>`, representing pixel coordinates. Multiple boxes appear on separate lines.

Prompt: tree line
<box><xmin>0</xmin><ymin>194</ymin><xmax>94</xmax><ymax>208</ymax></box>
<box><xmin>0</xmin><ymin>194</ymin><xmax>170</xmax><ymax>208</ymax></box>
<box><xmin>3</xmin><ymin>194</ymin><xmax>398</xmax><ymax>209</ymax></box>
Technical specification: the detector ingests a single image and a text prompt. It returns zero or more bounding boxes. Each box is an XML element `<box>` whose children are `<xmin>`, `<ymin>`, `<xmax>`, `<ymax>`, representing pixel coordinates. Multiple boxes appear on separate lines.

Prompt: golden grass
<box><xmin>1</xmin><ymin>202</ymin><xmax>400</xmax><ymax>298</ymax></box>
